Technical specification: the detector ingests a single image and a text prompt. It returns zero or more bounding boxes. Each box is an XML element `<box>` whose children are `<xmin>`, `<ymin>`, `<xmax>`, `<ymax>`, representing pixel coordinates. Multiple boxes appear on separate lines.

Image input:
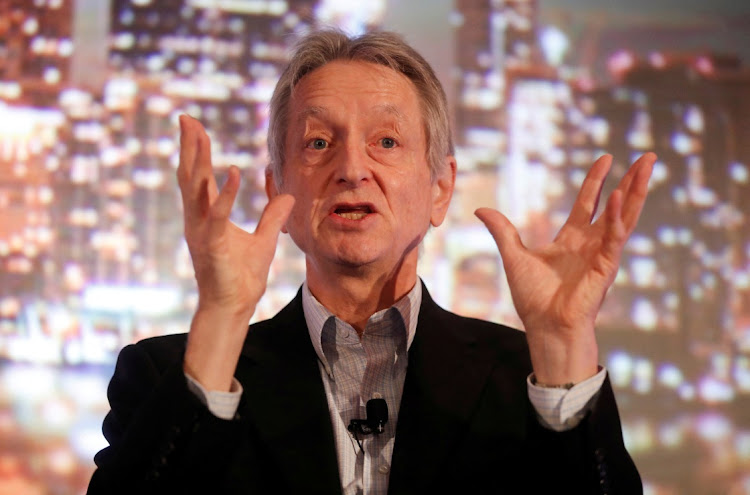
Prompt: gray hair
<box><xmin>267</xmin><ymin>30</ymin><xmax>454</xmax><ymax>187</ymax></box>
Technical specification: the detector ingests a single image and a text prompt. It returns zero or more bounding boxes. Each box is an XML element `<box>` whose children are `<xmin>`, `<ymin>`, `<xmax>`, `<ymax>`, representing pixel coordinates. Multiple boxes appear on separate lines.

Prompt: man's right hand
<box><xmin>177</xmin><ymin>115</ymin><xmax>294</xmax><ymax>392</ymax></box>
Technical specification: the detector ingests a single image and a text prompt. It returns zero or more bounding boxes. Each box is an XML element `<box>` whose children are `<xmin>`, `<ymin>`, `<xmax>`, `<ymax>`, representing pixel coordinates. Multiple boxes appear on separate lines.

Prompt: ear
<box><xmin>265</xmin><ymin>168</ymin><xmax>289</xmax><ymax>234</ymax></box>
<box><xmin>265</xmin><ymin>167</ymin><xmax>278</xmax><ymax>200</ymax></box>
<box><xmin>430</xmin><ymin>156</ymin><xmax>456</xmax><ymax>227</ymax></box>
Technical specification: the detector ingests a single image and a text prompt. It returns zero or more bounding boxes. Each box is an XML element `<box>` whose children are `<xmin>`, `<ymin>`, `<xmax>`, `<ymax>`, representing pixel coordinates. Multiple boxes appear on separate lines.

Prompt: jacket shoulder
<box><xmin>420</xmin><ymin>293</ymin><xmax>531</xmax><ymax>359</ymax></box>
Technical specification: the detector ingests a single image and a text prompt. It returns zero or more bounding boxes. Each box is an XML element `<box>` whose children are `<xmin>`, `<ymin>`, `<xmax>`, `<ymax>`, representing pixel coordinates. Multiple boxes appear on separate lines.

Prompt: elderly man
<box><xmin>88</xmin><ymin>30</ymin><xmax>654</xmax><ymax>494</ymax></box>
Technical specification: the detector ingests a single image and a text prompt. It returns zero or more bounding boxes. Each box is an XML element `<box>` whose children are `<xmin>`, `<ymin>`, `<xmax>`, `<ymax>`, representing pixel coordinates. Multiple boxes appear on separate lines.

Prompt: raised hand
<box><xmin>177</xmin><ymin>115</ymin><xmax>294</xmax><ymax>391</ymax></box>
<box><xmin>475</xmin><ymin>153</ymin><xmax>655</xmax><ymax>386</ymax></box>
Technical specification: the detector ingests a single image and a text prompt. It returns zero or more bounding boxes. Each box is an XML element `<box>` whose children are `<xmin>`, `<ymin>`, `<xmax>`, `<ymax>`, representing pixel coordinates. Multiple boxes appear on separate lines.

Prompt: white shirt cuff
<box><xmin>527</xmin><ymin>367</ymin><xmax>607</xmax><ymax>432</ymax></box>
<box><xmin>184</xmin><ymin>372</ymin><xmax>243</xmax><ymax>420</ymax></box>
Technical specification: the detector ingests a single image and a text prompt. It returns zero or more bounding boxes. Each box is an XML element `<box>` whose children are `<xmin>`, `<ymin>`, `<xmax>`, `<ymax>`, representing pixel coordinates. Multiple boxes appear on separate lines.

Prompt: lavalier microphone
<box><xmin>348</xmin><ymin>398</ymin><xmax>388</xmax><ymax>448</ymax></box>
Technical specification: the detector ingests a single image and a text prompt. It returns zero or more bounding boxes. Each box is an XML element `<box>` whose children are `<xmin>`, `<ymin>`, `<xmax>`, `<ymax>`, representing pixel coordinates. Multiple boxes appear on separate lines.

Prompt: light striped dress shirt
<box><xmin>301</xmin><ymin>282</ymin><xmax>419</xmax><ymax>495</ymax></box>
<box><xmin>185</xmin><ymin>281</ymin><xmax>607</xmax><ymax>494</ymax></box>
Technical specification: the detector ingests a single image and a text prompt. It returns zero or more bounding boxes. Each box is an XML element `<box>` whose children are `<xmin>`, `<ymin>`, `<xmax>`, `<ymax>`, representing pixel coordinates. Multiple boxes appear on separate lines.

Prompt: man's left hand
<box><xmin>475</xmin><ymin>153</ymin><xmax>656</xmax><ymax>386</ymax></box>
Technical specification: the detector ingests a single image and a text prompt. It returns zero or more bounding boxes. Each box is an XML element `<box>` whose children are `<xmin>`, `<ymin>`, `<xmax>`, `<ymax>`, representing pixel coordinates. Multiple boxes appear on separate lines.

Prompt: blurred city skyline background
<box><xmin>1</xmin><ymin>1</ymin><xmax>749</xmax><ymax>494</ymax></box>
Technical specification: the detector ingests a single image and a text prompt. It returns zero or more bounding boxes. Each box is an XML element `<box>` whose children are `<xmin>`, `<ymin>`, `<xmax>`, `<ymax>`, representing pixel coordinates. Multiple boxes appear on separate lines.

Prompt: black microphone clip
<box><xmin>348</xmin><ymin>398</ymin><xmax>388</xmax><ymax>436</ymax></box>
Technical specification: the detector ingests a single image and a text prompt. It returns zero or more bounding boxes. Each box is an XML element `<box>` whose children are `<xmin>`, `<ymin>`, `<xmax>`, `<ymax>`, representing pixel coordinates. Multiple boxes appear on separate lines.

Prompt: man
<box><xmin>88</xmin><ymin>30</ymin><xmax>654</xmax><ymax>494</ymax></box>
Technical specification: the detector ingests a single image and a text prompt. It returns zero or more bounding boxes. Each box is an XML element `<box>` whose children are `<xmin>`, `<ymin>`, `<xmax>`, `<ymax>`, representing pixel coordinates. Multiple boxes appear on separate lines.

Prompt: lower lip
<box><xmin>328</xmin><ymin>212</ymin><xmax>375</xmax><ymax>227</ymax></box>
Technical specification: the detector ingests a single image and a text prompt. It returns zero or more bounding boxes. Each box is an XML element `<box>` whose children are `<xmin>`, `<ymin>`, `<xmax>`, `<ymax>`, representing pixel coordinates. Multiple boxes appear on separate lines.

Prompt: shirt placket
<box><xmin>360</xmin><ymin>310</ymin><xmax>404</xmax><ymax>494</ymax></box>
<box><xmin>322</xmin><ymin>308</ymin><xmax>408</xmax><ymax>495</ymax></box>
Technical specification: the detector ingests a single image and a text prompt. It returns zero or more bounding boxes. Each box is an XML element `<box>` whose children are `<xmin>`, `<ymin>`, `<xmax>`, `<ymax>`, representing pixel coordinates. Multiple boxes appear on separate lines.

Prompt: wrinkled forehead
<box><xmin>292</xmin><ymin>58</ymin><xmax>417</xmax><ymax>94</ymax></box>
<box><xmin>287</xmin><ymin>60</ymin><xmax>425</xmax><ymax>128</ymax></box>
<box><xmin>292</xmin><ymin>102</ymin><xmax>409</xmax><ymax>127</ymax></box>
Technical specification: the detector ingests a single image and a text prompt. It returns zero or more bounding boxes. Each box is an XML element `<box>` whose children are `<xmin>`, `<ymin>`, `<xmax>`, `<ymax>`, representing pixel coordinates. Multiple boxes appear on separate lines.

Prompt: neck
<box><xmin>306</xmin><ymin>255</ymin><xmax>418</xmax><ymax>335</ymax></box>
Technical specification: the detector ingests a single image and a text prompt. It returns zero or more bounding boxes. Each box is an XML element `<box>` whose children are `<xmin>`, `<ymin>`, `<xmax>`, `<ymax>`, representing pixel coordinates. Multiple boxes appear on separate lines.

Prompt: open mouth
<box><xmin>333</xmin><ymin>204</ymin><xmax>373</xmax><ymax>220</ymax></box>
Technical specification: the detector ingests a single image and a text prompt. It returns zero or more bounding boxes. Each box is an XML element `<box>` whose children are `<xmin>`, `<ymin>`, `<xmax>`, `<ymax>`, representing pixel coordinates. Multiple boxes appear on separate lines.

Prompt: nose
<box><xmin>334</xmin><ymin>140</ymin><xmax>372</xmax><ymax>186</ymax></box>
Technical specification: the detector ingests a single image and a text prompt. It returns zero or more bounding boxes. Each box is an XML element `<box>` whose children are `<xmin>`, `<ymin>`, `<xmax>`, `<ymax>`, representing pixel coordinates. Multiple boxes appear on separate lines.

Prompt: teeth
<box><xmin>337</xmin><ymin>212</ymin><xmax>368</xmax><ymax>220</ymax></box>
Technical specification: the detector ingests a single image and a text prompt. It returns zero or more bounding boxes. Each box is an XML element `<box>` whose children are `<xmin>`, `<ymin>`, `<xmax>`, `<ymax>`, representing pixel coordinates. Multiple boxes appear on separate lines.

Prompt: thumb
<box><xmin>255</xmin><ymin>194</ymin><xmax>295</xmax><ymax>242</ymax></box>
<box><xmin>474</xmin><ymin>207</ymin><xmax>525</xmax><ymax>263</ymax></box>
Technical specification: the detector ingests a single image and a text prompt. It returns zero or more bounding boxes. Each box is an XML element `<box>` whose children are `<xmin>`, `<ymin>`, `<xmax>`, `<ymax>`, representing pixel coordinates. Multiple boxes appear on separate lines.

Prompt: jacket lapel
<box><xmin>235</xmin><ymin>290</ymin><xmax>342</xmax><ymax>494</ymax></box>
<box><xmin>388</xmin><ymin>285</ymin><xmax>501</xmax><ymax>492</ymax></box>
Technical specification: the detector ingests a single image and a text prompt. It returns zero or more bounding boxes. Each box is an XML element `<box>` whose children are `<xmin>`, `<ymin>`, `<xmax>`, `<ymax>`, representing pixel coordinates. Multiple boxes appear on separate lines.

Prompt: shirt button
<box><xmin>378</xmin><ymin>465</ymin><xmax>390</xmax><ymax>474</ymax></box>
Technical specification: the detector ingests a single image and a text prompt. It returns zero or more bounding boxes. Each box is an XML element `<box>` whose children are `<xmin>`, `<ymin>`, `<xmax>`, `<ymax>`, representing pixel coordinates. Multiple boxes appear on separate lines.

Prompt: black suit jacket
<box><xmin>88</xmin><ymin>286</ymin><xmax>641</xmax><ymax>494</ymax></box>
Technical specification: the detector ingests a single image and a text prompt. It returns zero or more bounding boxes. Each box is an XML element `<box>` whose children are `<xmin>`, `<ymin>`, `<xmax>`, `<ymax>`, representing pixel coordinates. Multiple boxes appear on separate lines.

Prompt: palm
<box><xmin>504</xmin><ymin>220</ymin><xmax>619</xmax><ymax>334</ymax></box>
<box><xmin>186</xmin><ymin>220</ymin><xmax>270</xmax><ymax>312</ymax></box>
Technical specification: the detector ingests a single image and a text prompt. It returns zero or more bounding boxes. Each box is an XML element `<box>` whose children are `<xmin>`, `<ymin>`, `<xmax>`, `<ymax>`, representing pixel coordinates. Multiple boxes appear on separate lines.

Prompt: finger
<box><xmin>475</xmin><ymin>207</ymin><xmax>525</xmax><ymax>264</ymax></box>
<box><xmin>610</xmin><ymin>152</ymin><xmax>653</xmax><ymax>209</ymax></box>
<box><xmin>600</xmin><ymin>189</ymin><xmax>626</xmax><ymax>263</ymax></box>
<box><xmin>255</xmin><ymin>194</ymin><xmax>296</xmax><ymax>241</ymax></box>
<box><xmin>621</xmin><ymin>152</ymin><xmax>656</xmax><ymax>231</ymax></box>
<box><xmin>177</xmin><ymin>114</ymin><xmax>196</xmax><ymax>187</ymax></box>
<box><xmin>191</xmin><ymin>120</ymin><xmax>219</xmax><ymax>203</ymax></box>
<box><xmin>566</xmin><ymin>154</ymin><xmax>612</xmax><ymax>227</ymax></box>
<box><xmin>208</xmin><ymin>166</ymin><xmax>241</xmax><ymax>221</ymax></box>
<box><xmin>200</xmin><ymin>166</ymin><xmax>241</xmax><ymax>242</ymax></box>
<box><xmin>178</xmin><ymin>116</ymin><xmax>209</xmax><ymax>222</ymax></box>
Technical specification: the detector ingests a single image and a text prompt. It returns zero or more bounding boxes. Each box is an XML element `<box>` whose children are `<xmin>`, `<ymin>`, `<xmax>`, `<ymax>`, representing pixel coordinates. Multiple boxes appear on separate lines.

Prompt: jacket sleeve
<box><xmin>525</xmin><ymin>375</ymin><xmax>643</xmax><ymax>495</ymax></box>
<box><xmin>87</xmin><ymin>338</ymin><xmax>244</xmax><ymax>494</ymax></box>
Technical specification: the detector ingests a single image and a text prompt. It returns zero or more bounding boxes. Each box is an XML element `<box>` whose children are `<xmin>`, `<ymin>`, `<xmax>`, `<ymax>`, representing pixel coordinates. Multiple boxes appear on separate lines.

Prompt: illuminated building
<box><xmin>449</xmin><ymin>0</ymin><xmax>565</xmax><ymax>323</ymax></box>
<box><xmin>0</xmin><ymin>0</ymin><xmax>74</xmax><ymax>105</ymax></box>
<box><xmin>0</xmin><ymin>1</ymin><xmax>73</xmax><ymax>328</ymax></box>
<box><xmin>583</xmin><ymin>54</ymin><xmax>750</xmax><ymax>357</ymax></box>
<box><xmin>105</xmin><ymin>0</ymin><xmax>320</xmax><ymax>292</ymax></box>
<box><xmin>452</xmin><ymin>0</ymin><xmax>541</xmax><ymax>159</ymax></box>
<box><xmin>108</xmin><ymin>0</ymin><xmax>317</xmax><ymax>163</ymax></box>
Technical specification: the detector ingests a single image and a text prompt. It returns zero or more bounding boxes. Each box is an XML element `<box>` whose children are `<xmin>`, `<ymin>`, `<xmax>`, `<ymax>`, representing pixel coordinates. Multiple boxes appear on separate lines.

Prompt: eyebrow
<box><xmin>296</xmin><ymin>106</ymin><xmax>328</xmax><ymax>123</ymax></box>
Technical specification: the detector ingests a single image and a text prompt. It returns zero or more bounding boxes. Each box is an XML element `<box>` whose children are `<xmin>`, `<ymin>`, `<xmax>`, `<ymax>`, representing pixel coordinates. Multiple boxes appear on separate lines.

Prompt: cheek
<box><xmin>288</xmin><ymin>189</ymin><xmax>324</xmax><ymax>230</ymax></box>
<box><xmin>279</xmin><ymin>182</ymin><xmax>308</xmax><ymax>228</ymax></box>
<box><xmin>396</xmin><ymin>189</ymin><xmax>433</xmax><ymax>232</ymax></box>
<box><xmin>400</xmin><ymin>174</ymin><xmax>432</xmax><ymax>207</ymax></box>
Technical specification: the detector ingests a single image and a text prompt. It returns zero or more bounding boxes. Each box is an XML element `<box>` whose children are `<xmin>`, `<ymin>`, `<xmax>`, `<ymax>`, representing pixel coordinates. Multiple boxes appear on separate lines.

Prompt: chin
<box><xmin>324</xmin><ymin>243</ymin><xmax>384</xmax><ymax>268</ymax></box>
<box><xmin>332</xmin><ymin>252</ymin><xmax>379</xmax><ymax>269</ymax></box>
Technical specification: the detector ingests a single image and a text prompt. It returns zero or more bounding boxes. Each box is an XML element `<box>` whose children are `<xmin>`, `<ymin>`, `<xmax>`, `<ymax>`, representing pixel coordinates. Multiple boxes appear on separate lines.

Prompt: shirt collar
<box><xmin>302</xmin><ymin>280</ymin><xmax>422</xmax><ymax>378</ymax></box>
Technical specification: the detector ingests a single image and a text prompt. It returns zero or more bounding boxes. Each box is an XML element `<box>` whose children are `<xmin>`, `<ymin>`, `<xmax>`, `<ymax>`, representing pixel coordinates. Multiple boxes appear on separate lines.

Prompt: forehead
<box><xmin>289</xmin><ymin>60</ymin><xmax>423</xmax><ymax>123</ymax></box>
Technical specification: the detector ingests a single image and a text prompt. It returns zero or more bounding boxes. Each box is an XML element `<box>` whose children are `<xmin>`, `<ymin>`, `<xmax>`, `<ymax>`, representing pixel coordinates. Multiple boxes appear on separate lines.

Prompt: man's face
<box><xmin>270</xmin><ymin>60</ymin><xmax>454</xmax><ymax>275</ymax></box>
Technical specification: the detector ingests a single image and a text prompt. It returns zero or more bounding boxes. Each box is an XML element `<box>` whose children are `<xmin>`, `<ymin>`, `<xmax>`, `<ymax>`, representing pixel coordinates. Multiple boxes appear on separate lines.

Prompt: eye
<box><xmin>307</xmin><ymin>138</ymin><xmax>329</xmax><ymax>150</ymax></box>
<box><xmin>379</xmin><ymin>137</ymin><xmax>397</xmax><ymax>149</ymax></box>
